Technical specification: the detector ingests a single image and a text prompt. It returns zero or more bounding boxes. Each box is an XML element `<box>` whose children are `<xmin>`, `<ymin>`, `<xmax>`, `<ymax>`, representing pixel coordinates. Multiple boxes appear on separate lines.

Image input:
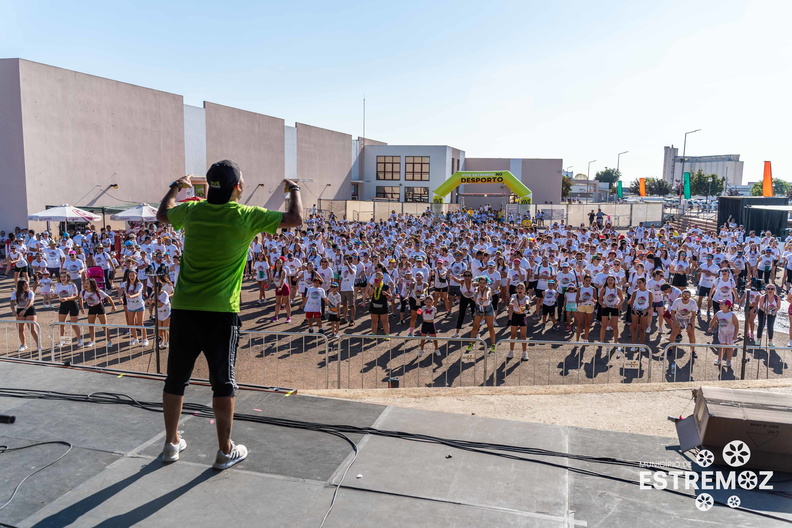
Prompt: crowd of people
<box><xmin>4</xmin><ymin>209</ymin><xmax>792</xmax><ymax>371</ymax></box>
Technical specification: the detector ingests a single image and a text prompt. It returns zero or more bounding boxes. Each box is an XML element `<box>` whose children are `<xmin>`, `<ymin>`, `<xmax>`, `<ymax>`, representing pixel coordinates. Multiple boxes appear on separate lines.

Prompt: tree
<box><xmin>627</xmin><ymin>178</ymin><xmax>672</xmax><ymax>196</ymax></box>
<box><xmin>562</xmin><ymin>175</ymin><xmax>573</xmax><ymax>198</ymax></box>
<box><xmin>594</xmin><ymin>167</ymin><xmax>621</xmax><ymax>185</ymax></box>
<box><xmin>689</xmin><ymin>169</ymin><xmax>724</xmax><ymax>196</ymax></box>
<box><xmin>750</xmin><ymin>178</ymin><xmax>790</xmax><ymax>196</ymax></box>
<box><xmin>647</xmin><ymin>178</ymin><xmax>672</xmax><ymax>196</ymax></box>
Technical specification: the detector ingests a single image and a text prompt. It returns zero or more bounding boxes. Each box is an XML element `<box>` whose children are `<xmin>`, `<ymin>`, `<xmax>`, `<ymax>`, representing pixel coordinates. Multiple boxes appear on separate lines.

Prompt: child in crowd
<box><xmin>708</xmin><ymin>299</ymin><xmax>738</xmax><ymax>368</ymax></box>
<box><xmin>326</xmin><ymin>282</ymin><xmax>342</xmax><ymax>337</ymax></box>
<box><xmin>541</xmin><ymin>279</ymin><xmax>559</xmax><ymax>327</ymax></box>
<box><xmin>563</xmin><ymin>285</ymin><xmax>577</xmax><ymax>332</ymax></box>
<box><xmin>301</xmin><ymin>277</ymin><xmax>326</xmax><ymax>333</ymax></box>
<box><xmin>419</xmin><ymin>296</ymin><xmax>440</xmax><ymax>355</ymax></box>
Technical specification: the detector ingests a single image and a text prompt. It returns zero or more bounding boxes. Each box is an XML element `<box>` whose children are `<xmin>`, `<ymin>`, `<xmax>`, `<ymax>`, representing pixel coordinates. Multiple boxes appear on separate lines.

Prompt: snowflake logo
<box><xmin>723</xmin><ymin>440</ymin><xmax>751</xmax><ymax>467</ymax></box>
<box><xmin>727</xmin><ymin>495</ymin><xmax>741</xmax><ymax>508</ymax></box>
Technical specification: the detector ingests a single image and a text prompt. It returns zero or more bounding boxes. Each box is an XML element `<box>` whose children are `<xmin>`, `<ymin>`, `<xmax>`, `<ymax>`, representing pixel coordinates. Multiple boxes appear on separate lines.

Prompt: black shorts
<box><xmin>58</xmin><ymin>300</ymin><xmax>79</xmax><ymax>317</ymax></box>
<box><xmin>510</xmin><ymin>313</ymin><xmax>527</xmax><ymax>326</ymax></box>
<box><xmin>528</xmin><ymin>281</ymin><xmax>538</xmax><ymax>291</ymax></box>
<box><xmin>535</xmin><ymin>288</ymin><xmax>545</xmax><ymax>298</ymax></box>
<box><xmin>697</xmin><ymin>286</ymin><xmax>711</xmax><ymax>297</ymax></box>
<box><xmin>448</xmin><ymin>285</ymin><xmax>461</xmax><ymax>297</ymax></box>
<box><xmin>632</xmin><ymin>309</ymin><xmax>649</xmax><ymax>317</ymax></box>
<box><xmin>542</xmin><ymin>304</ymin><xmax>556</xmax><ymax>315</ymax></box>
<box><xmin>290</xmin><ymin>276</ymin><xmax>298</xmax><ymax>286</ymax></box>
<box><xmin>47</xmin><ymin>267</ymin><xmax>60</xmax><ymax>277</ymax></box>
<box><xmin>16</xmin><ymin>306</ymin><xmax>36</xmax><ymax>317</ymax></box>
<box><xmin>408</xmin><ymin>297</ymin><xmax>424</xmax><ymax>311</ymax></box>
<box><xmin>601</xmin><ymin>307</ymin><xmax>619</xmax><ymax>317</ymax></box>
<box><xmin>435</xmin><ymin>286</ymin><xmax>448</xmax><ymax>293</ymax></box>
<box><xmin>164</xmin><ymin>309</ymin><xmax>242</xmax><ymax>398</ymax></box>
<box><xmin>15</xmin><ymin>266</ymin><xmax>28</xmax><ymax>274</ymax></box>
<box><xmin>369</xmin><ymin>300</ymin><xmax>389</xmax><ymax>315</ymax></box>
<box><xmin>87</xmin><ymin>304</ymin><xmax>105</xmax><ymax>316</ymax></box>
<box><xmin>508</xmin><ymin>285</ymin><xmax>517</xmax><ymax>296</ymax></box>
<box><xmin>328</xmin><ymin>314</ymin><xmax>340</xmax><ymax>322</ymax></box>
<box><xmin>671</xmin><ymin>274</ymin><xmax>687</xmax><ymax>287</ymax></box>
<box><xmin>420</xmin><ymin>322</ymin><xmax>437</xmax><ymax>335</ymax></box>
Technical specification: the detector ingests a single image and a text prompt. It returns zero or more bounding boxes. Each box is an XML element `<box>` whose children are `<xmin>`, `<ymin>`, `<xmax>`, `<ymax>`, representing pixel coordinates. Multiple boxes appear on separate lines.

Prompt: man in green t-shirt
<box><xmin>156</xmin><ymin>160</ymin><xmax>302</xmax><ymax>470</ymax></box>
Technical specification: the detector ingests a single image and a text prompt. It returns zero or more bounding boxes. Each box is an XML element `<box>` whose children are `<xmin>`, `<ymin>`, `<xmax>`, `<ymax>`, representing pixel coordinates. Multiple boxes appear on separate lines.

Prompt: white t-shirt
<box><xmin>303</xmin><ymin>286</ymin><xmax>326</xmax><ymax>312</ymax></box>
<box><xmin>123</xmin><ymin>281</ymin><xmax>145</xmax><ymax>310</ymax></box>
<box><xmin>670</xmin><ymin>298</ymin><xmax>697</xmax><ymax>319</ymax></box>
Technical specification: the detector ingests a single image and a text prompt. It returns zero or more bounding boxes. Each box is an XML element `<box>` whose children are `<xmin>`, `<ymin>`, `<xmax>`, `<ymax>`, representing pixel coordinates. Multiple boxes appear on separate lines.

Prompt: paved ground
<box><xmin>1</xmin><ymin>273</ymin><xmax>791</xmax><ymax>391</ymax></box>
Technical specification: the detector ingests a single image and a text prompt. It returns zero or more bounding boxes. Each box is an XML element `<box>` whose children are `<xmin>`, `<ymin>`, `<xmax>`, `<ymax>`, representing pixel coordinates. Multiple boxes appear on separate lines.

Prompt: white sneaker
<box><xmin>107</xmin><ymin>340</ymin><xmax>114</xmax><ymax>347</ymax></box>
<box><xmin>17</xmin><ymin>344</ymin><xmax>28</xmax><ymax>352</ymax></box>
<box><xmin>521</xmin><ymin>351</ymin><xmax>529</xmax><ymax>361</ymax></box>
<box><xmin>141</xmin><ymin>339</ymin><xmax>150</xmax><ymax>347</ymax></box>
<box><xmin>162</xmin><ymin>436</ymin><xmax>187</xmax><ymax>463</ymax></box>
<box><xmin>607</xmin><ymin>326</ymin><xmax>612</xmax><ymax>331</ymax></box>
<box><xmin>725</xmin><ymin>360</ymin><xmax>732</xmax><ymax>368</ymax></box>
<box><xmin>76</xmin><ymin>339</ymin><xmax>84</xmax><ymax>347</ymax></box>
<box><xmin>452</xmin><ymin>332</ymin><xmax>460</xmax><ymax>338</ymax></box>
<box><xmin>787</xmin><ymin>341</ymin><xmax>792</xmax><ymax>348</ymax></box>
<box><xmin>130</xmin><ymin>338</ymin><xmax>139</xmax><ymax>346</ymax></box>
<box><xmin>616</xmin><ymin>347</ymin><xmax>623</xmax><ymax>358</ymax></box>
<box><xmin>493</xmin><ymin>321</ymin><xmax>499</xmax><ymax>327</ymax></box>
<box><xmin>768</xmin><ymin>341</ymin><xmax>775</xmax><ymax>347</ymax></box>
<box><xmin>84</xmin><ymin>341</ymin><xmax>95</xmax><ymax>348</ymax></box>
<box><xmin>506</xmin><ymin>350</ymin><xmax>514</xmax><ymax>359</ymax></box>
<box><xmin>162</xmin><ymin>342</ymin><xmax>169</xmax><ymax>348</ymax></box>
<box><xmin>435</xmin><ymin>350</ymin><xmax>442</xmax><ymax>357</ymax></box>
<box><xmin>212</xmin><ymin>441</ymin><xmax>248</xmax><ymax>470</ymax></box>
<box><xmin>714</xmin><ymin>359</ymin><xmax>721</xmax><ymax>366</ymax></box>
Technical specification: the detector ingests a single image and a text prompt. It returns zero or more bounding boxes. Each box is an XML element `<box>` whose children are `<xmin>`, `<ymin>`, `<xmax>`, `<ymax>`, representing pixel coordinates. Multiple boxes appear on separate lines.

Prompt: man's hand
<box><xmin>176</xmin><ymin>175</ymin><xmax>194</xmax><ymax>189</ymax></box>
<box><xmin>283</xmin><ymin>179</ymin><xmax>299</xmax><ymax>193</ymax></box>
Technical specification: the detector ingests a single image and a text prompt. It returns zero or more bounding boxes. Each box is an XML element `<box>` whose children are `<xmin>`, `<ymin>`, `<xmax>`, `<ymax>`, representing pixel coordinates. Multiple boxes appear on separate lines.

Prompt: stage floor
<box><xmin>0</xmin><ymin>360</ymin><xmax>790</xmax><ymax>527</ymax></box>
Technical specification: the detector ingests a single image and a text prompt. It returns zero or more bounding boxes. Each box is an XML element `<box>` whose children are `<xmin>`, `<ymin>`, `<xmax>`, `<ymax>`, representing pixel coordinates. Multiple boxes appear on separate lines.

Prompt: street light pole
<box><xmin>587</xmin><ymin>160</ymin><xmax>596</xmax><ymax>204</ymax></box>
<box><xmin>565</xmin><ymin>165</ymin><xmax>573</xmax><ymax>203</ymax></box>
<box><xmin>680</xmin><ymin>129</ymin><xmax>701</xmax><ymax>207</ymax></box>
<box><xmin>615</xmin><ymin>151</ymin><xmax>628</xmax><ymax>203</ymax></box>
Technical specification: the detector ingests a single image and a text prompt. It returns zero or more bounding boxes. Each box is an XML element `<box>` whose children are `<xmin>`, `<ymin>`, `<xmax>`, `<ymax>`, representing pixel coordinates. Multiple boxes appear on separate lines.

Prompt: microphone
<box><xmin>0</xmin><ymin>415</ymin><xmax>16</xmax><ymax>424</ymax></box>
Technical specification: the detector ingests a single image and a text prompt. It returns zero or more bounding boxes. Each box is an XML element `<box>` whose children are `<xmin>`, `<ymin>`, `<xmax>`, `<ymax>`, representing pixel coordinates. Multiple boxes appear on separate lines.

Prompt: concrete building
<box><xmin>0</xmin><ymin>58</ymin><xmax>563</xmax><ymax>228</ymax></box>
<box><xmin>662</xmin><ymin>146</ymin><xmax>744</xmax><ymax>187</ymax></box>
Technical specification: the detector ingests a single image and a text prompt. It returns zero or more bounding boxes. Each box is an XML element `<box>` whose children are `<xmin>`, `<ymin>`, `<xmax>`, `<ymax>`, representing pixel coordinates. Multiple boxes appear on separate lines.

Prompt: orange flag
<box><xmin>762</xmin><ymin>161</ymin><xmax>773</xmax><ymax>197</ymax></box>
<box><xmin>639</xmin><ymin>178</ymin><xmax>647</xmax><ymax>197</ymax></box>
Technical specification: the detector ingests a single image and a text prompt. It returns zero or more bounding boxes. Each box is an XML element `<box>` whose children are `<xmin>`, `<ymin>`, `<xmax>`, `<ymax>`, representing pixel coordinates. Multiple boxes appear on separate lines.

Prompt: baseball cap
<box><xmin>487</xmin><ymin>261</ymin><xmax>496</xmax><ymax>266</ymax></box>
<box><xmin>561</xmin><ymin>262</ymin><xmax>569</xmax><ymax>267</ymax></box>
<box><xmin>330</xmin><ymin>282</ymin><xmax>339</xmax><ymax>287</ymax></box>
<box><xmin>723</xmin><ymin>300</ymin><xmax>733</xmax><ymax>307</ymax></box>
<box><xmin>206</xmin><ymin>159</ymin><xmax>241</xmax><ymax>204</ymax></box>
<box><xmin>68</xmin><ymin>250</ymin><xmax>76</xmax><ymax>255</ymax></box>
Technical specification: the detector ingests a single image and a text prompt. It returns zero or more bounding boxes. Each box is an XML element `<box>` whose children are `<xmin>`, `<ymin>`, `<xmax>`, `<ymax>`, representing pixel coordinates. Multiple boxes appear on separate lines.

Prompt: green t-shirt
<box><xmin>168</xmin><ymin>201</ymin><xmax>282</xmax><ymax>312</ymax></box>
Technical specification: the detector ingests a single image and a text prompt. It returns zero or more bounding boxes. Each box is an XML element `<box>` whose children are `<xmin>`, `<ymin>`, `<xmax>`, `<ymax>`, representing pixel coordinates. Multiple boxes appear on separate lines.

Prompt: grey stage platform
<box><xmin>0</xmin><ymin>360</ymin><xmax>790</xmax><ymax>527</ymax></box>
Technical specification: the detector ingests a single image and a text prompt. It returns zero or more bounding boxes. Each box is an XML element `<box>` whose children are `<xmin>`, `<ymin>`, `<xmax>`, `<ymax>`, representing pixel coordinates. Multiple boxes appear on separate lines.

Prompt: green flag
<box><xmin>616</xmin><ymin>181</ymin><xmax>623</xmax><ymax>199</ymax></box>
<box><xmin>683</xmin><ymin>172</ymin><xmax>691</xmax><ymax>199</ymax></box>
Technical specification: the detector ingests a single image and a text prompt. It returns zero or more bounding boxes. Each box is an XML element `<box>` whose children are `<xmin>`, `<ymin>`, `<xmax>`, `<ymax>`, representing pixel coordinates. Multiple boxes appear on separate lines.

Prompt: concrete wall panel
<box><xmin>0</xmin><ymin>59</ymin><xmax>27</xmax><ymax>229</ymax></box>
<box><xmin>204</xmin><ymin>101</ymin><xmax>285</xmax><ymax>210</ymax></box>
<box><xmin>296</xmin><ymin>123</ymin><xmax>353</xmax><ymax>208</ymax></box>
<box><xmin>184</xmin><ymin>104</ymin><xmax>206</xmax><ymax>176</ymax></box>
<box><xmin>18</xmin><ymin>60</ymin><xmax>185</xmax><ymax>220</ymax></box>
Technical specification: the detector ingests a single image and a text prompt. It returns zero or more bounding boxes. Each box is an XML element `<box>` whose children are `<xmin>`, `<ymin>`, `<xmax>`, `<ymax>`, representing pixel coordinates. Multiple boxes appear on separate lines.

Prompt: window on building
<box><xmin>405</xmin><ymin>156</ymin><xmax>430</xmax><ymax>181</ymax></box>
<box><xmin>376</xmin><ymin>156</ymin><xmax>401</xmax><ymax>180</ymax></box>
<box><xmin>404</xmin><ymin>186</ymin><xmax>429</xmax><ymax>203</ymax></box>
<box><xmin>376</xmin><ymin>186</ymin><xmax>400</xmax><ymax>201</ymax></box>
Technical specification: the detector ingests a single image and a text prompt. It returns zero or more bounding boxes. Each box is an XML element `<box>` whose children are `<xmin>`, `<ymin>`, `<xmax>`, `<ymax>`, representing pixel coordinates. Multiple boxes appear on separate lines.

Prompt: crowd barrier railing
<box><xmin>333</xmin><ymin>334</ymin><xmax>489</xmax><ymax>389</ymax></box>
<box><xmin>661</xmin><ymin>341</ymin><xmax>791</xmax><ymax>382</ymax></box>
<box><xmin>49</xmin><ymin>321</ymin><xmax>160</xmax><ymax>372</ymax></box>
<box><xmin>491</xmin><ymin>340</ymin><xmax>656</xmax><ymax>386</ymax></box>
<box><xmin>0</xmin><ymin>319</ymin><xmax>43</xmax><ymax>361</ymax></box>
<box><xmin>236</xmin><ymin>330</ymin><xmax>330</xmax><ymax>389</ymax></box>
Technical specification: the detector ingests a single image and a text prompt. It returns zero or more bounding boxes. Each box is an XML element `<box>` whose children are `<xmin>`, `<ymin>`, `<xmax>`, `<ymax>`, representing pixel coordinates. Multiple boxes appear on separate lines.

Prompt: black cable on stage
<box><xmin>0</xmin><ymin>388</ymin><xmax>790</xmax><ymax>525</ymax></box>
<box><xmin>0</xmin><ymin>441</ymin><xmax>73</xmax><ymax>516</ymax></box>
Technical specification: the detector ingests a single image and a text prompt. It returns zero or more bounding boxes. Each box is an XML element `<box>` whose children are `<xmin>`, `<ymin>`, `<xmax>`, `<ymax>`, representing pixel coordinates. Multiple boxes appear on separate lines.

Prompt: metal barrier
<box><xmin>0</xmin><ymin>319</ymin><xmax>43</xmax><ymax>361</ymax></box>
<box><xmin>50</xmin><ymin>322</ymin><xmax>160</xmax><ymax>372</ymax></box>
<box><xmin>661</xmin><ymin>342</ymin><xmax>791</xmax><ymax>382</ymax></box>
<box><xmin>492</xmin><ymin>340</ymin><xmax>656</xmax><ymax>386</ymax></box>
<box><xmin>235</xmin><ymin>330</ymin><xmax>330</xmax><ymax>389</ymax></box>
<box><xmin>334</xmin><ymin>334</ymin><xmax>488</xmax><ymax>389</ymax></box>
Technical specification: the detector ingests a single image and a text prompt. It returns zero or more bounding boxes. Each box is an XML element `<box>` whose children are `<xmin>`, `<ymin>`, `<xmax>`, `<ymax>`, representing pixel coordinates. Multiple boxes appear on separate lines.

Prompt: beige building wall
<box><xmin>296</xmin><ymin>123</ymin><xmax>353</xmax><ymax>207</ymax></box>
<box><xmin>464</xmin><ymin>157</ymin><xmax>562</xmax><ymax>206</ymax></box>
<box><xmin>19</xmin><ymin>60</ymin><xmax>185</xmax><ymax>228</ymax></box>
<box><xmin>204</xmin><ymin>102</ymin><xmax>285</xmax><ymax>210</ymax></box>
<box><xmin>0</xmin><ymin>59</ymin><xmax>27</xmax><ymax>229</ymax></box>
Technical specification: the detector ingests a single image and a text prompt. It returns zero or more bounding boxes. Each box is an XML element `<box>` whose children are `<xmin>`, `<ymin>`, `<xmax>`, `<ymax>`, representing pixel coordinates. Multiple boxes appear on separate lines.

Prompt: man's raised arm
<box><xmin>157</xmin><ymin>175</ymin><xmax>193</xmax><ymax>224</ymax></box>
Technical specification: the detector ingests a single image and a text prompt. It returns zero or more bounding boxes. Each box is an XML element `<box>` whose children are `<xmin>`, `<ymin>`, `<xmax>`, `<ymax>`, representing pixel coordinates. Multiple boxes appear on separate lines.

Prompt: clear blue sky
<box><xmin>2</xmin><ymin>0</ymin><xmax>790</xmax><ymax>185</ymax></box>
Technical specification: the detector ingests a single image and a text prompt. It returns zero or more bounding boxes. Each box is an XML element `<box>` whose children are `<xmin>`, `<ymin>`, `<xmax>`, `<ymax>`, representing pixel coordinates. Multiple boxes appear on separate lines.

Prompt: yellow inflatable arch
<box><xmin>432</xmin><ymin>171</ymin><xmax>532</xmax><ymax>204</ymax></box>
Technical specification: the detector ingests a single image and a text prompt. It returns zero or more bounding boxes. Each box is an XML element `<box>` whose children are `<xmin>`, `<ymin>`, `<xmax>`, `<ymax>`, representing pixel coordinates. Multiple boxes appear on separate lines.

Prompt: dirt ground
<box><xmin>305</xmin><ymin>380</ymin><xmax>792</xmax><ymax>438</ymax></box>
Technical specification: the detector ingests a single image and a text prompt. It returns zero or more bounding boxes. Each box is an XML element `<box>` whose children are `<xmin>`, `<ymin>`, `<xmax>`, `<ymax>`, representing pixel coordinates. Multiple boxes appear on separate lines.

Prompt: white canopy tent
<box><xmin>110</xmin><ymin>204</ymin><xmax>158</xmax><ymax>222</ymax></box>
<box><xmin>27</xmin><ymin>205</ymin><xmax>101</xmax><ymax>222</ymax></box>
